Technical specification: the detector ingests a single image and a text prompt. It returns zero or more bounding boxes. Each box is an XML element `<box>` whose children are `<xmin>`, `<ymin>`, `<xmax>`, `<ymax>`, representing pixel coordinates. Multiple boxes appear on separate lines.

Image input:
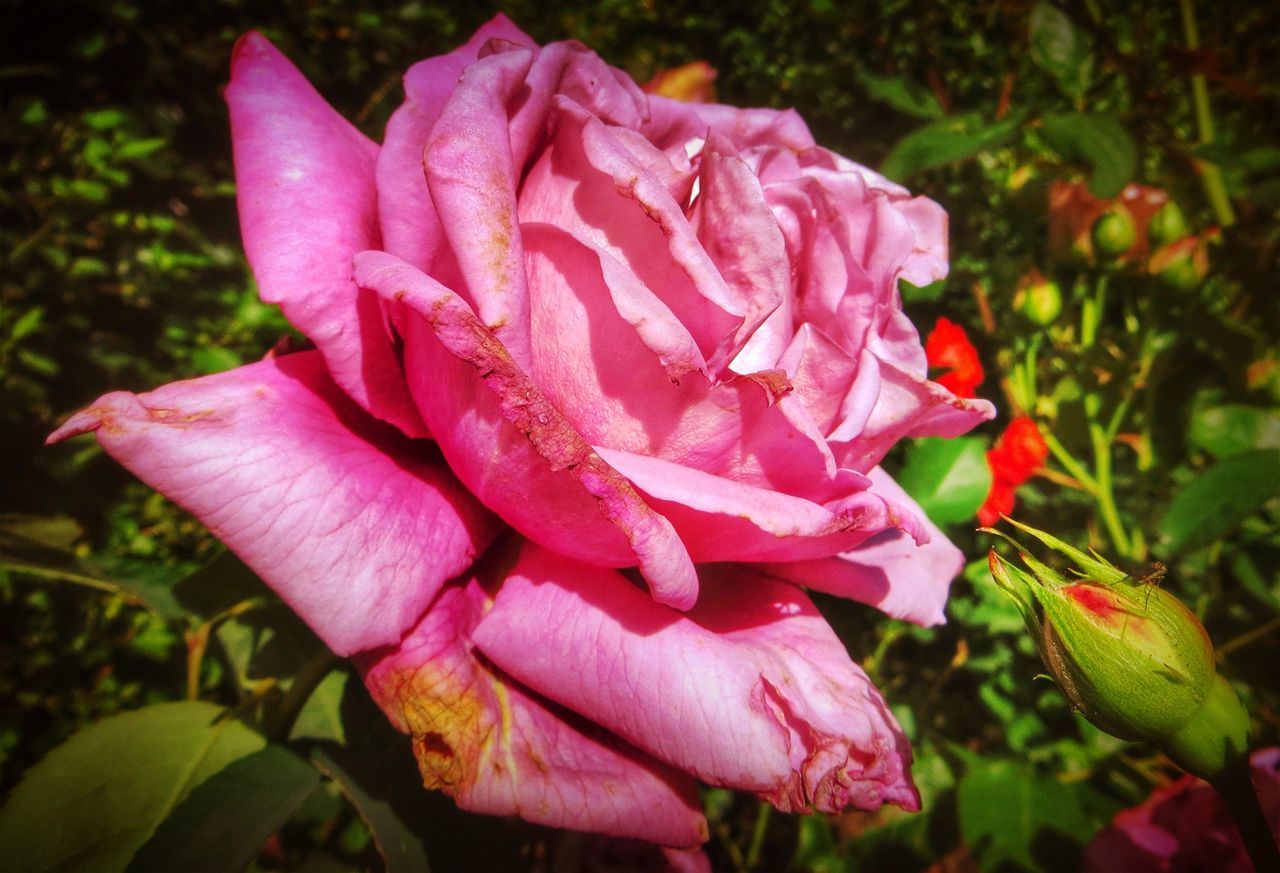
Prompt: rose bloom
<box><xmin>49</xmin><ymin>16</ymin><xmax>992</xmax><ymax>847</ymax></box>
<box><xmin>1083</xmin><ymin>748</ymin><xmax>1280</xmax><ymax>873</ymax></box>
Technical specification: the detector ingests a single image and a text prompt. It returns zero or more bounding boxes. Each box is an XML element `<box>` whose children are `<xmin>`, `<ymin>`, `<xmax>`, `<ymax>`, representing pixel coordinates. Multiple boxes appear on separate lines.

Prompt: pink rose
<box><xmin>49</xmin><ymin>16</ymin><xmax>992</xmax><ymax>847</ymax></box>
<box><xmin>1083</xmin><ymin>748</ymin><xmax>1280</xmax><ymax>873</ymax></box>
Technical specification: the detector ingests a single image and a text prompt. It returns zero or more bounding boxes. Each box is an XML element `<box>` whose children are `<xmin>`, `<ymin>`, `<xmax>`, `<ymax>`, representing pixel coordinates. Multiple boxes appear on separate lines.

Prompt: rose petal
<box><xmin>834</xmin><ymin>353</ymin><xmax>996</xmax><ymax>473</ymax></box>
<box><xmin>642</xmin><ymin>94</ymin><xmax>816</xmax><ymax>152</ymax></box>
<box><xmin>360</xmin><ymin>573</ymin><xmax>707</xmax><ymax>847</ymax></box>
<box><xmin>690</xmin><ymin>132</ymin><xmax>790</xmax><ymax>373</ymax></box>
<box><xmin>423</xmin><ymin>46</ymin><xmax>537</xmax><ymax>366</ymax></box>
<box><xmin>472</xmin><ymin>544</ymin><xmax>920</xmax><ymax>814</ymax></box>
<box><xmin>520</xmin><ymin>98</ymin><xmax>749</xmax><ymax>371</ymax></box>
<box><xmin>377</xmin><ymin>14</ymin><xmax>534</xmax><ymax>271</ymax></box>
<box><xmin>754</xmin><ymin>467</ymin><xmax>963</xmax><ymax>626</ymax></box>
<box><xmin>354</xmin><ymin>249</ymin><xmax>700</xmax><ymax>611</ymax></box>
<box><xmin>226</xmin><ymin>32</ymin><xmax>425</xmax><ymax>437</ymax></box>
<box><xmin>596</xmin><ymin>447</ymin><xmax>922</xmax><ymax>563</ymax></box>
<box><xmin>523</xmin><ymin>220</ymin><xmax>855</xmax><ymax>501</ymax></box>
<box><xmin>46</xmin><ymin>351</ymin><xmax>496</xmax><ymax>656</ymax></box>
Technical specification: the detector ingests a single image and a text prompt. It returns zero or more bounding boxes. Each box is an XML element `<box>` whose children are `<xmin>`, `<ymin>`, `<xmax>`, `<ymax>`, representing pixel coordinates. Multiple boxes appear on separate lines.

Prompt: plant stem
<box><xmin>1042</xmin><ymin>431</ymin><xmax>1098</xmax><ymax>493</ymax></box>
<box><xmin>1210</xmin><ymin>757</ymin><xmax>1280</xmax><ymax>873</ymax></box>
<box><xmin>1081</xmin><ymin>274</ymin><xmax>1108</xmax><ymax>349</ymax></box>
<box><xmin>1178</xmin><ymin>0</ymin><xmax>1235</xmax><ymax>227</ymax></box>
<box><xmin>744</xmin><ymin>801</ymin><xmax>772</xmax><ymax>870</ymax></box>
<box><xmin>1090</xmin><ymin>420</ymin><xmax>1132</xmax><ymax>558</ymax></box>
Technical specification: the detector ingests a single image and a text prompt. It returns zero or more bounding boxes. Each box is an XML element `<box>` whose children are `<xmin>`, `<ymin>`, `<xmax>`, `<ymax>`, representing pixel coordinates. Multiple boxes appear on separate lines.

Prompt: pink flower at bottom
<box><xmin>1082</xmin><ymin>748</ymin><xmax>1280</xmax><ymax>873</ymax></box>
<box><xmin>48</xmin><ymin>15</ymin><xmax>994</xmax><ymax>846</ymax></box>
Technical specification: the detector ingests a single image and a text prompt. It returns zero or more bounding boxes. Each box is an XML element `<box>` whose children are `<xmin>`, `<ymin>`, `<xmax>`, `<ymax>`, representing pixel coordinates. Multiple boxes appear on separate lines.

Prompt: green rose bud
<box><xmin>1147</xmin><ymin>201</ymin><xmax>1189</xmax><ymax>248</ymax></box>
<box><xmin>1017</xmin><ymin>277</ymin><xmax>1063</xmax><ymax>326</ymax></box>
<box><xmin>1156</xmin><ymin>252</ymin><xmax>1202</xmax><ymax>290</ymax></box>
<box><xmin>985</xmin><ymin>519</ymin><xmax>1251</xmax><ymax>780</ymax></box>
<box><xmin>1091</xmin><ymin>207</ymin><xmax>1136</xmax><ymax>259</ymax></box>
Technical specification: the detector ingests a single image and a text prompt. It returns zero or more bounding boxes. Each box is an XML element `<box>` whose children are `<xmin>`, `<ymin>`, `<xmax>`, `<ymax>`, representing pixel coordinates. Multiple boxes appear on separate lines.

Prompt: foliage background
<box><xmin>1</xmin><ymin>0</ymin><xmax>1277</xmax><ymax>870</ymax></box>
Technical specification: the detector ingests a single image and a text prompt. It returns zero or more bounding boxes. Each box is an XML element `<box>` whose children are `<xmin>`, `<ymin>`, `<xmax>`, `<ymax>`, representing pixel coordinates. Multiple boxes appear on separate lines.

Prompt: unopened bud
<box><xmin>1147</xmin><ymin>201</ymin><xmax>1189</xmax><ymax>248</ymax></box>
<box><xmin>1091</xmin><ymin>207</ymin><xmax>1136</xmax><ymax>260</ymax></box>
<box><xmin>986</xmin><ymin>519</ymin><xmax>1251</xmax><ymax>780</ymax></box>
<box><xmin>1017</xmin><ymin>277</ymin><xmax>1063</xmax><ymax>326</ymax></box>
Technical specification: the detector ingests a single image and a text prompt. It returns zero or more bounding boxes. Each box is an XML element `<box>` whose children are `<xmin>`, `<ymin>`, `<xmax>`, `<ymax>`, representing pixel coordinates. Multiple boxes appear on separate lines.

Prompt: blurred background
<box><xmin>2</xmin><ymin>1</ymin><xmax>1277</xmax><ymax>870</ymax></box>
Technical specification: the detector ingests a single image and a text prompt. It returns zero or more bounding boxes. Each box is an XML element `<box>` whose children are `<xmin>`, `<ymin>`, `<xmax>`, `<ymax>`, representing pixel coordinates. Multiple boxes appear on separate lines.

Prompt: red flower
<box><xmin>978</xmin><ymin>416</ymin><xmax>1048</xmax><ymax>525</ymax></box>
<box><xmin>925</xmin><ymin>317</ymin><xmax>984</xmax><ymax>398</ymax></box>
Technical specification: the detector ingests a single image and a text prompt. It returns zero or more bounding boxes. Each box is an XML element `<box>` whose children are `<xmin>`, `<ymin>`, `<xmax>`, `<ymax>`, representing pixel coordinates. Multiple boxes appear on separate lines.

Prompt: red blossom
<box><xmin>978</xmin><ymin>416</ymin><xmax>1048</xmax><ymax>525</ymax></box>
<box><xmin>924</xmin><ymin>317</ymin><xmax>984</xmax><ymax>399</ymax></box>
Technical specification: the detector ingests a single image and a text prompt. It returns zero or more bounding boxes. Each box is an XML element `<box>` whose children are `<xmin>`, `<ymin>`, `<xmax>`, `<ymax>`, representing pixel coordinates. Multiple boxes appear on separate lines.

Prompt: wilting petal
<box><xmin>354</xmin><ymin>250</ymin><xmax>700</xmax><ymax>611</ymax></box>
<box><xmin>47</xmin><ymin>351</ymin><xmax>496</xmax><ymax>656</ymax></box>
<box><xmin>753</xmin><ymin>467</ymin><xmax>963</xmax><ymax>626</ymax></box>
<box><xmin>226</xmin><ymin>32</ymin><xmax>425</xmax><ymax>436</ymax></box>
<box><xmin>473</xmin><ymin>543</ymin><xmax>920</xmax><ymax>814</ymax></box>
<box><xmin>377</xmin><ymin>14</ymin><xmax>534</xmax><ymax>271</ymax></box>
<box><xmin>361</xmin><ymin>574</ymin><xmax>707</xmax><ymax>847</ymax></box>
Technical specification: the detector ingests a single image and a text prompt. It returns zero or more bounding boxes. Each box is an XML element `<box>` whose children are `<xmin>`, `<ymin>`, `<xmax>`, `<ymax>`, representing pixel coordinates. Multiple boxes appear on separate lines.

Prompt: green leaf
<box><xmin>1029</xmin><ymin>2</ymin><xmax>1093</xmax><ymax>98</ymax></box>
<box><xmin>116</xmin><ymin>137</ymin><xmax>168</xmax><ymax>161</ymax></box>
<box><xmin>1159</xmin><ymin>450</ymin><xmax>1280</xmax><ymax>556</ymax></box>
<box><xmin>900</xmin><ymin>277</ymin><xmax>946</xmax><ymax>304</ymax></box>
<box><xmin>856</xmin><ymin>71</ymin><xmax>944</xmax><ymax>120</ymax></box>
<box><xmin>312</xmin><ymin>748</ymin><xmax>431</xmax><ymax>873</ymax></box>
<box><xmin>1189</xmin><ymin>404</ymin><xmax>1280</xmax><ymax>458</ymax></box>
<box><xmin>0</xmin><ymin>702</ymin><xmax>265</xmax><ymax>873</ymax></box>
<box><xmin>1040</xmin><ymin>113</ymin><xmax>1136</xmax><ymax>198</ymax></box>
<box><xmin>82</xmin><ymin>108</ymin><xmax>128</xmax><ymax>130</ymax></box>
<box><xmin>957</xmin><ymin>759</ymin><xmax>1091</xmax><ymax>871</ymax></box>
<box><xmin>9</xmin><ymin>306</ymin><xmax>44</xmax><ymax>342</ymax></box>
<box><xmin>895</xmin><ymin>436</ymin><xmax>993</xmax><ymax>526</ymax></box>
<box><xmin>881</xmin><ymin>112</ymin><xmax>1021</xmax><ymax>181</ymax></box>
<box><xmin>127</xmin><ymin>746</ymin><xmax>320</xmax><ymax>873</ymax></box>
<box><xmin>0</xmin><ymin>515</ymin><xmax>186</xmax><ymax>620</ymax></box>
<box><xmin>290</xmin><ymin>670</ymin><xmax>349</xmax><ymax>744</ymax></box>
<box><xmin>191</xmin><ymin>346</ymin><xmax>243</xmax><ymax>375</ymax></box>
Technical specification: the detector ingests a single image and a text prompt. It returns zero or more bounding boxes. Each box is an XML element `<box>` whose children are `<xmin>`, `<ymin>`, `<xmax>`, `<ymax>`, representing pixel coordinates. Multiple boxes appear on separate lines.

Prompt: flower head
<box><xmin>48</xmin><ymin>16</ymin><xmax>994</xmax><ymax>845</ymax></box>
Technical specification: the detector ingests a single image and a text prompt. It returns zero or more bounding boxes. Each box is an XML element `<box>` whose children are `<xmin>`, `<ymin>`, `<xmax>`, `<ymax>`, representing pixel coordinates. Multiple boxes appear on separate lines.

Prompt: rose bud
<box><xmin>1146</xmin><ymin>201</ymin><xmax>1189</xmax><ymax>248</ymax></box>
<box><xmin>985</xmin><ymin>519</ymin><xmax>1251</xmax><ymax>781</ymax></box>
<box><xmin>1091</xmin><ymin>206</ymin><xmax>1137</xmax><ymax>260</ymax></box>
<box><xmin>1015</xmin><ymin>270</ymin><xmax>1062</xmax><ymax>326</ymax></box>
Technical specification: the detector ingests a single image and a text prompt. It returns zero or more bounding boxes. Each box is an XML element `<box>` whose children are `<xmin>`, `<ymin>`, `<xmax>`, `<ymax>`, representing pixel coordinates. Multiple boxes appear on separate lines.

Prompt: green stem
<box><xmin>1042</xmin><ymin>431</ymin><xmax>1098</xmax><ymax>493</ymax></box>
<box><xmin>743</xmin><ymin>801</ymin><xmax>772</xmax><ymax>870</ymax></box>
<box><xmin>1210</xmin><ymin>757</ymin><xmax>1280</xmax><ymax>873</ymax></box>
<box><xmin>1081</xmin><ymin>275</ymin><xmax>1108</xmax><ymax>349</ymax></box>
<box><xmin>1178</xmin><ymin>0</ymin><xmax>1235</xmax><ymax>227</ymax></box>
<box><xmin>1090</xmin><ymin>420</ymin><xmax>1132</xmax><ymax>558</ymax></box>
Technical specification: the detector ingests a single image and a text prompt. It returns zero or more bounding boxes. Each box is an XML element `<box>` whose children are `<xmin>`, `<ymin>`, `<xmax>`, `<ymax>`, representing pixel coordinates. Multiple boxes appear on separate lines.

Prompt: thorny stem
<box><xmin>1178</xmin><ymin>0</ymin><xmax>1236</xmax><ymax>227</ymax></box>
